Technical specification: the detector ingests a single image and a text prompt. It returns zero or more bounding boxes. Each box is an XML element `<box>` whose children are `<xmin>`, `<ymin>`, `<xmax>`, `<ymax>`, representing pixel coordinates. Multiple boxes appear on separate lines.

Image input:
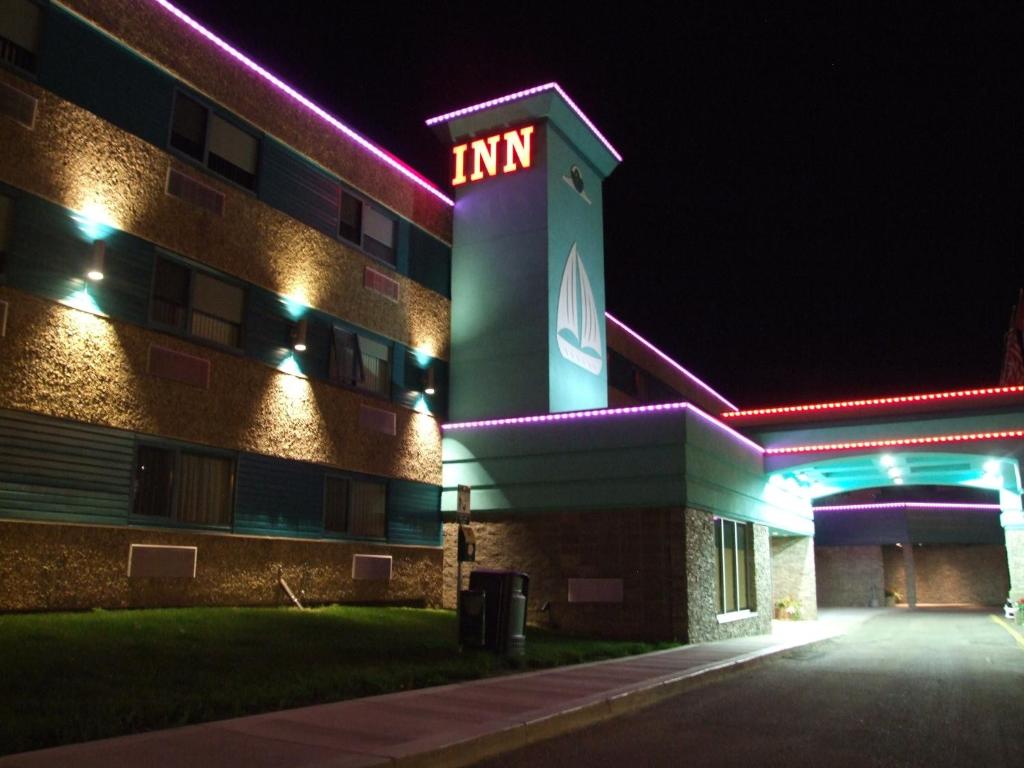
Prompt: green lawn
<box><xmin>0</xmin><ymin>605</ymin><xmax>675</xmax><ymax>756</ymax></box>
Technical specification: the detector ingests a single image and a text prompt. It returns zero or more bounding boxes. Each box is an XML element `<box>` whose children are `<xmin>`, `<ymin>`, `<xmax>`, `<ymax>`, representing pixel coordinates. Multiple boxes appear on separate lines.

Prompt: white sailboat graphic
<box><xmin>556</xmin><ymin>242</ymin><xmax>603</xmax><ymax>375</ymax></box>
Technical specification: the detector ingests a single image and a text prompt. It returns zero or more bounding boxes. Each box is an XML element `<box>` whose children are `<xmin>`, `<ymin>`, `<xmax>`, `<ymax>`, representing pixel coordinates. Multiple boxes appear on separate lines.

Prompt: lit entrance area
<box><xmin>767</xmin><ymin>451</ymin><xmax>1021</xmax><ymax>609</ymax></box>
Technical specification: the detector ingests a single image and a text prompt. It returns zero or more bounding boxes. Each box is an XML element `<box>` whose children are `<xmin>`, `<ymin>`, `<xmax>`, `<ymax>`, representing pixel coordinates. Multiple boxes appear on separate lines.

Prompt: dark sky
<box><xmin>172</xmin><ymin>1</ymin><xmax>1021</xmax><ymax>409</ymax></box>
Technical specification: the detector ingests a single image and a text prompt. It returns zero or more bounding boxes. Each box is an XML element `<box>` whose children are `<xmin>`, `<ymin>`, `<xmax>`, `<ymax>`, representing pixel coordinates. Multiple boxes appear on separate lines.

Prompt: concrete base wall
<box><xmin>815</xmin><ymin>546</ymin><xmax>884</xmax><ymax>607</ymax></box>
<box><xmin>0</xmin><ymin>520</ymin><xmax>442</xmax><ymax>611</ymax></box>
<box><xmin>883</xmin><ymin>544</ymin><xmax>1009</xmax><ymax>605</ymax></box>
<box><xmin>771</xmin><ymin>535</ymin><xmax>818</xmax><ymax>619</ymax></box>
<box><xmin>443</xmin><ymin>508</ymin><xmax>687</xmax><ymax>642</ymax></box>
<box><xmin>685</xmin><ymin>509</ymin><xmax>772</xmax><ymax>642</ymax></box>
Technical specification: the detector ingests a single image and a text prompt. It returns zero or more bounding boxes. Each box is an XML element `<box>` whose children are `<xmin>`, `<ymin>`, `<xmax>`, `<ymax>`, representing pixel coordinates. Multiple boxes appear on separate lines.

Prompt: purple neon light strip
<box><xmin>150</xmin><ymin>0</ymin><xmax>453</xmax><ymax>207</ymax></box>
<box><xmin>442</xmin><ymin>401</ymin><xmax>765</xmax><ymax>454</ymax></box>
<box><xmin>605</xmin><ymin>312</ymin><xmax>738</xmax><ymax>412</ymax></box>
<box><xmin>814</xmin><ymin>502</ymin><xmax>1001</xmax><ymax>512</ymax></box>
<box><xmin>425</xmin><ymin>82</ymin><xmax>623</xmax><ymax>163</ymax></box>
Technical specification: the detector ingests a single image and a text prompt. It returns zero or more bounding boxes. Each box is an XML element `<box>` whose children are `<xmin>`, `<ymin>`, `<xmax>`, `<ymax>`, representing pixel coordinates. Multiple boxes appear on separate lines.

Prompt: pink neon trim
<box><xmin>442</xmin><ymin>401</ymin><xmax>765</xmax><ymax>454</ymax></box>
<box><xmin>814</xmin><ymin>502</ymin><xmax>1001</xmax><ymax>512</ymax></box>
<box><xmin>605</xmin><ymin>312</ymin><xmax>738</xmax><ymax>412</ymax></box>
<box><xmin>150</xmin><ymin>0</ymin><xmax>453</xmax><ymax>207</ymax></box>
<box><xmin>722</xmin><ymin>385</ymin><xmax>1024</xmax><ymax>420</ymax></box>
<box><xmin>765</xmin><ymin>429</ymin><xmax>1024</xmax><ymax>455</ymax></box>
<box><xmin>425</xmin><ymin>82</ymin><xmax>623</xmax><ymax>163</ymax></box>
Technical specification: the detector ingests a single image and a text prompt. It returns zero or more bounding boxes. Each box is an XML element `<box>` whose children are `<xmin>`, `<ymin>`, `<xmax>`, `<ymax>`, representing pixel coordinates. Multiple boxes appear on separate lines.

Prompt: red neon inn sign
<box><xmin>451</xmin><ymin>125</ymin><xmax>535</xmax><ymax>186</ymax></box>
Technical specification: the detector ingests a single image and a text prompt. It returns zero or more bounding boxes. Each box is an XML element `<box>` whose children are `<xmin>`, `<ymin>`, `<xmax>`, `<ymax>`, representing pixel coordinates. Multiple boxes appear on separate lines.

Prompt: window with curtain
<box><xmin>329</xmin><ymin>327</ymin><xmax>390</xmax><ymax>397</ymax></box>
<box><xmin>323</xmin><ymin>475</ymin><xmax>386</xmax><ymax>539</ymax></box>
<box><xmin>0</xmin><ymin>0</ymin><xmax>41</xmax><ymax>73</ymax></box>
<box><xmin>169</xmin><ymin>91</ymin><xmax>260</xmax><ymax>190</ymax></box>
<box><xmin>150</xmin><ymin>255</ymin><xmax>245</xmax><ymax>349</ymax></box>
<box><xmin>337</xmin><ymin>190</ymin><xmax>396</xmax><ymax>266</ymax></box>
<box><xmin>132</xmin><ymin>445</ymin><xmax>234</xmax><ymax>527</ymax></box>
<box><xmin>715</xmin><ymin>517</ymin><xmax>754</xmax><ymax>614</ymax></box>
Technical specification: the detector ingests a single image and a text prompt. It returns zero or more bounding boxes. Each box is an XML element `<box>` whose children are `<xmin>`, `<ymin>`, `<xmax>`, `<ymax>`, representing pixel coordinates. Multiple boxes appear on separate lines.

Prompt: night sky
<box><xmin>172</xmin><ymin>1</ymin><xmax>1020</xmax><ymax>409</ymax></box>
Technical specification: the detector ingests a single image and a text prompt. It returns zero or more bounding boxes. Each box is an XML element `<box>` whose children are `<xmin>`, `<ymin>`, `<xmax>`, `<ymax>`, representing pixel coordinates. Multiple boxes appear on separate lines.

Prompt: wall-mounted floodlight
<box><xmin>87</xmin><ymin>240</ymin><xmax>105</xmax><ymax>281</ymax></box>
<box><xmin>290</xmin><ymin>318</ymin><xmax>308</xmax><ymax>352</ymax></box>
<box><xmin>421</xmin><ymin>366</ymin><xmax>436</xmax><ymax>395</ymax></box>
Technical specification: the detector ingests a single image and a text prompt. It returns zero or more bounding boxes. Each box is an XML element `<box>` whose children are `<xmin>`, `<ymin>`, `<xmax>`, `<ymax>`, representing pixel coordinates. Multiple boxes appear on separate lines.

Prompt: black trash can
<box><xmin>459</xmin><ymin>588</ymin><xmax>487</xmax><ymax>648</ymax></box>
<box><xmin>468</xmin><ymin>569</ymin><xmax>529</xmax><ymax>656</ymax></box>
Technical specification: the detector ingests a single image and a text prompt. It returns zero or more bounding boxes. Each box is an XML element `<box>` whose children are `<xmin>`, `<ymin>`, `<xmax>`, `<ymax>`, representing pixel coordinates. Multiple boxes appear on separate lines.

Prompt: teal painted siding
<box><xmin>0</xmin><ymin>409</ymin><xmax>132</xmax><ymax>525</ymax></box>
<box><xmin>388</xmin><ymin>480</ymin><xmax>442</xmax><ymax>546</ymax></box>
<box><xmin>6</xmin><ymin>189</ymin><xmax>154</xmax><ymax>325</ymax></box>
<box><xmin>37</xmin><ymin>4</ymin><xmax>174</xmax><ymax>148</ymax></box>
<box><xmin>408</xmin><ymin>223</ymin><xmax>451</xmax><ymax>298</ymax></box>
<box><xmin>257</xmin><ymin>139</ymin><xmax>340</xmax><ymax>238</ymax></box>
<box><xmin>234</xmin><ymin>454</ymin><xmax>326</xmax><ymax>538</ymax></box>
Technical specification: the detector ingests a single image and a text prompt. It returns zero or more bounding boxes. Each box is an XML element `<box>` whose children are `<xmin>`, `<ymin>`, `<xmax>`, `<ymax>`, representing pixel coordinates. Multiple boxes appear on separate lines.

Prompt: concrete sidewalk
<box><xmin>0</xmin><ymin>609</ymin><xmax>879</xmax><ymax>768</ymax></box>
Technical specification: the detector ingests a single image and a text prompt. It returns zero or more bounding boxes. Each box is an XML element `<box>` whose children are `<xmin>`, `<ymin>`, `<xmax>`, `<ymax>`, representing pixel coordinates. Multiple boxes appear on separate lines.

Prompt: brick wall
<box><xmin>815</xmin><ymin>546</ymin><xmax>884</xmax><ymax>607</ymax></box>
<box><xmin>443</xmin><ymin>508</ymin><xmax>688</xmax><ymax>642</ymax></box>
<box><xmin>771</xmin><ymin>535</ymin><xmax>818</xmax><ymax>619</ymax></box>
<box><xmin>0</xmin><ymin>519</ymin><xmax>442</xmax><ymax>611</ymax></box>
<box><xmin>883</xmin><ymin>543</ymin><xmax>1008</xmax><ymax>605</ymax></box>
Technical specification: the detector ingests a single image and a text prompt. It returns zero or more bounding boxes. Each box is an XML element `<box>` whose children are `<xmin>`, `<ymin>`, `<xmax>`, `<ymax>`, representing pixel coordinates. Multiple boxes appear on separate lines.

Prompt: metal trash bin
<box><xmin>468</xmin><ymin>569</ymin><xmax>529</xmax><ymax>656</ymax></box>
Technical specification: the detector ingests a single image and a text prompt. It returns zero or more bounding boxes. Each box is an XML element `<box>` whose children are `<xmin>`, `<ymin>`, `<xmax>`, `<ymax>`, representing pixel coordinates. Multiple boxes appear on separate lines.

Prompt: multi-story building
<box><xmin>0</xmin><ymin>0</ymin><xmax>452</xmax><ymax>610</ymax></box>
<box><xmin>3</xmin><ymin>1</ymin><xmax>1022</xmax><ymax>642</ymax></box>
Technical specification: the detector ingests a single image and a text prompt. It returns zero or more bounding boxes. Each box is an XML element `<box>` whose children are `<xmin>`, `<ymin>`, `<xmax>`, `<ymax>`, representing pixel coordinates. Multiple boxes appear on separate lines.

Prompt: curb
<box><xmin>393</xmin><ymin>632</ymin><xmax>842</xmax><ymax>768</ymax></box>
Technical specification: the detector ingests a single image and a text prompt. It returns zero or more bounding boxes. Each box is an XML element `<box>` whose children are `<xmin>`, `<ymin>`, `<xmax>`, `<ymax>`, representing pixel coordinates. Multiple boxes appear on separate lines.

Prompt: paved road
<box><xmin>473</xmin><ymin>609</ymin><xmax>1024</xmax><ymax>768</ymax></box>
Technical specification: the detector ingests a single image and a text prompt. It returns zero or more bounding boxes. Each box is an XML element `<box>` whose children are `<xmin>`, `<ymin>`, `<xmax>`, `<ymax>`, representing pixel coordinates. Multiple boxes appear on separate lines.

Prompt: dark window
<box><xmin>0</xmin><ymin>0</ymin><xmax>41</xmax><ymax>73</ymax></box>
<box><xmin>338</xmin><ymin>190</ymin><xmax>396</xmax><ymax>266</ymax></box>
<box><xmin>329</xmin><ymin>326</ymin><xmax>390</xmax><ymax>397</ymax></box>
<box><xmin>151</xmin><ymin>255</ymin><xmax>245</xmax><ymax>349</ymax></box>
<box><xmin>133</xmin><ymin>445</ymin><xmax>234</xmax><ymax>527</ymax></box>
<box><xmin>715</xmin><ymin>517</ymin><xmax>754</xmax><ymax>614</ymax></box>
<box><xmin>0</xmin><ymin>193</ymin><xmax>11</xmax><ymax>282</ymax></box>
<box><xmin>324</xmin><ymin>475</ymin><xmax>386</xmax><ymax>539</ymax></box>
<box><xmin>169</xmin><ymin>92</ymin><xmax>259</xmax><ymax>190</ymax></box>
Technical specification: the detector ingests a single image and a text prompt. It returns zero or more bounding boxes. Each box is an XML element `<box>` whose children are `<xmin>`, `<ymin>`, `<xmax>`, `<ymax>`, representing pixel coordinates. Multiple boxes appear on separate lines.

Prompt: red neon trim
<box><xmin>722</xmin><ymin>385</ymin><xmax>1024</xmax><ymax>419</ymax></box>
<box><xmin>765</xmin><ymin>429</ymin><xmax>1024</xmax><ymax>455</ymax></box>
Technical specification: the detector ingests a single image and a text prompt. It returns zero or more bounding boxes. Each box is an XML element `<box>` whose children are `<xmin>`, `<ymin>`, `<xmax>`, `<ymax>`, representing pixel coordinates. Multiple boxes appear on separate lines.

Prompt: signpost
<box><xmin>456</xmin><ymin>485</ymin><xmax>470</xmax><ymax>648</ymax></box>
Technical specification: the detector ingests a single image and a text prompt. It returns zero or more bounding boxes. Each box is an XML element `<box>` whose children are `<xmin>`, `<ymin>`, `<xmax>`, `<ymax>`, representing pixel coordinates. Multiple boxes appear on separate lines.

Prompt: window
<box><xmin>715</xmin><ymin>518</ymin><xmax>754</xmax><ymax>614</ymax></box>
<box><xmin>0</xmin><ymin>0</ymin><xmax>41</xmax><ymax>73</ymax></box>
<box><xmin>133</xmin><ymin>445</ymin><xmax>234</xmax><ymax>527</ymax></box>
<box><xmin>329</xmin><ymin>326</ymin><xmax>391</xmax><ymax>397</ymax></box>
<box><xmin>324</xmin><ymin>476</ymin><xmax>387</xmax><ymax>539</ymax></box>
<box><xmin>338</xmin><ymin>190</ymin><xmax>396</xmax><ymax>266</ymax></box>
<box><xmin>170</xmin><ymin>92</ymin><xmax>259</xmax><ymax>190</ymax></box>
<box><xmin>151</xmin><ymin>255</ymin><xmax>245</xmax><ymax>349</ymax></box>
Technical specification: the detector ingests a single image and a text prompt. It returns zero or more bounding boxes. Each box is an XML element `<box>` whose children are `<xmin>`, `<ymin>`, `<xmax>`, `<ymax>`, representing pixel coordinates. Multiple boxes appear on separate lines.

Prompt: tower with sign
<box><xmin>428</xmin><ymin>85</ymin><xmax>621</xmax><ymax>420</ymax></box>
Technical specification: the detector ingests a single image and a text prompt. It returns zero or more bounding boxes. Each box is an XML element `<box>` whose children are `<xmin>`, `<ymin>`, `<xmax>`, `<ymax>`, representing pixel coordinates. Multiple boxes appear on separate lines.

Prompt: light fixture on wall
<box><xmin>421</xmin><ymin>366</ymin><xmax>436</xmax><ymax>395</ymax></box>
<box><xmin>86</xmin><ymin>240</ymin><xmax>105</xmax><ymax>281</ymax></box>
<box><xmin>290</xmin><ymin>318</ymin><xmax>308</xmax><ymax>352</ymax></box>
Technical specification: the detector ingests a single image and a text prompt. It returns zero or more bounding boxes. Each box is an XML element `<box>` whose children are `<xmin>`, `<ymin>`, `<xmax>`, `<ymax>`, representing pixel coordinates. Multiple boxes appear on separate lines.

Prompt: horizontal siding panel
<box><xmin>0</xmin><ymin>410</ymin><xmax>132</xmax><ymax>524</ymax></box>
<box><xmin>408</xmin><ymin>224</ymin><xmax>451</xmax><ymax>298</ymax></box>
<box><xmin>234</xmin><ymin>453</ymin><xmax>325</xmax><ymax>537</ymax></box>
<box><xmin>258</xmin><ymin>139</ymin><xmax>340</xmax><ymax>237</ymax></box>
<box><xmin>388</xmin><ymin>480</ymin><xmax>442</xmax><ymax>546</ymax></box>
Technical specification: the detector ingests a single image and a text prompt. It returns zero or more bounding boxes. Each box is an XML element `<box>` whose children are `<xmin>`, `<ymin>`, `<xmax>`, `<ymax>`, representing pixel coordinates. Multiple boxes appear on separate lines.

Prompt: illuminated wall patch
<box><xmin>451</xmin><ymin>125</ymin><xmax>534</xmax><ymax>186</ymax></box>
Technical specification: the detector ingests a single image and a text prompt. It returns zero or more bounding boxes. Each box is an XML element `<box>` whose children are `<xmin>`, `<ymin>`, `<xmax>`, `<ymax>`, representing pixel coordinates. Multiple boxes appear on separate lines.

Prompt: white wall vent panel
<box><xmin>364</xmin><ymin>266</ymin><xmax>400</xmax><ymax>302</ymax></box>
<box><xmin>0</xmin><ymin>80</ymin><xmax>36</xmax><ymax>129</ymax></box>
<box><xmin>359</xmin><ymin>404</ymin><xmax>397</xmax><ymax>436</ymax></box>
<box><xmin>352</xmin><ymin>553</ymin><xmax>392</xmax><ymax>581</ymax></box>
<box><xmin>128</xmin><ymin>544</ymin><xmax>197</xmax><ymax>578</ymax></box>
<box><xmin>166</xmin><ymin>167</ymin><xmax>225</xmax><ymax>216</ymax></box>
<box><xmin>568</xmin><ymin>578</ymin><xmax>624</xmax><ymax>603</ymax></box>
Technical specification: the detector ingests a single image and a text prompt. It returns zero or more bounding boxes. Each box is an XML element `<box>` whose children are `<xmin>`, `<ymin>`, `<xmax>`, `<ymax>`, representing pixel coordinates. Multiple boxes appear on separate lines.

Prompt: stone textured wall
<box><xmin>0</xmin><ymin>287</ymin><xmax>441</xmax><ymax>485</ymax></box>
<box><xmin>1007</xmin><ymin>530</ymin><xmax>1024</xmax><ymax>602</ymax></box>
<box><xmin>62</xmin><ymin>0</ymin><xmax>452</xmax><ymax>243</ymax></box>
<box><xmin>442</xmin><ymin>508</ymin><xmax>688</xmax><ymax>642</ymax></box>
<box><xmin>771</xmin><ymin>535</ymin><xmax>818</xmax><ymax>619</ymax></box>
<box><xmin>882</xmin><ymin>544</ymin><xmax>1009</xmax><ymax>606</ymax></box>
<box><xmin>0</xmin><ymin>519</ymin><xmax>442</xmax><ymax>611</ymax></box>
<box><xmin>815</xmin><ymin>546</ymin><xmax>883</xmax><ymax>606</ymax></box>
<box><xmin>0</xmin><ymin>69</ymin><xmax>450</xmax><ymax>360</ymax></box>
<box><xmin>685</xmin><ymin>509</ymin><xmax>772</xmax><ymax>642</ymax></box>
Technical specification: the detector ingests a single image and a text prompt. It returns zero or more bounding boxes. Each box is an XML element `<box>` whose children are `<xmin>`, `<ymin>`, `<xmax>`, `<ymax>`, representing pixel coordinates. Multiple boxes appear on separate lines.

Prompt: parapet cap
<box><xmin>426</xmin><ymin>83</ymin><xmax>621</xmax><ymax>179</ymax></box>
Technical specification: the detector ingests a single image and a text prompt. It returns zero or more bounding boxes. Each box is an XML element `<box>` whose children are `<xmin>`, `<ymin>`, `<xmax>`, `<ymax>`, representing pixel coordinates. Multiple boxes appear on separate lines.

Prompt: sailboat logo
<box><xmin>556</xmin><ymin>242</ymin><xmax>603</xmax><ymax>375</ymax></box>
